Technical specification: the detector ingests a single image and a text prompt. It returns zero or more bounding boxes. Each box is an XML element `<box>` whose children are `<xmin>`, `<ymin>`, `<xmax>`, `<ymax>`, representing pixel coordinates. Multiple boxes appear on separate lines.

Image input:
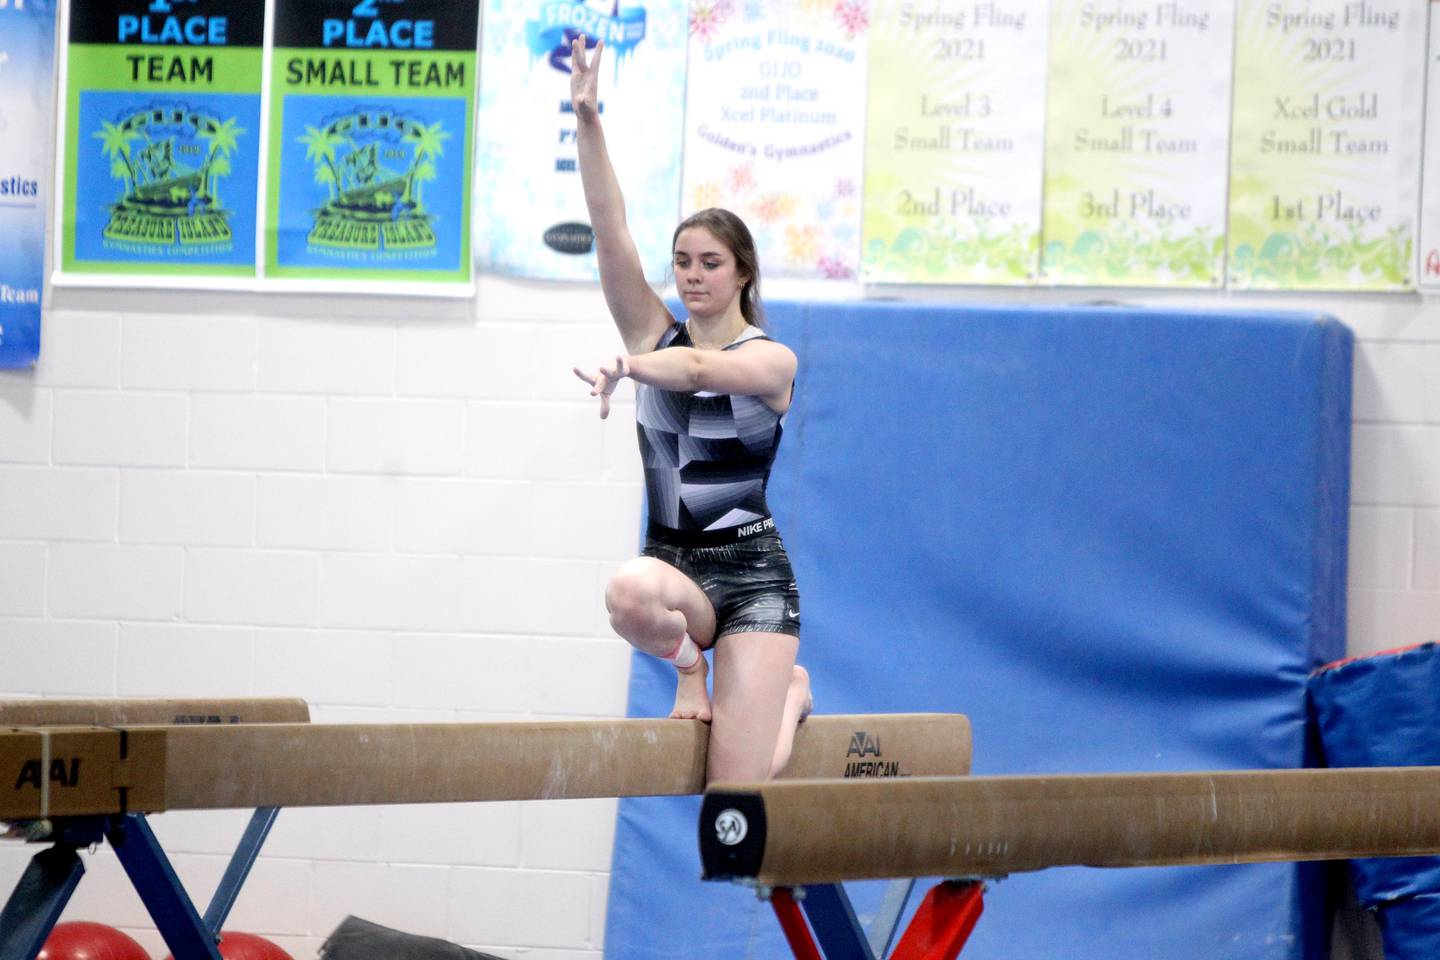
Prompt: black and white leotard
<box><xmin>634</xmin><ymin>322</ymin><xmax>787</xmax><ymax>545</ymax></box>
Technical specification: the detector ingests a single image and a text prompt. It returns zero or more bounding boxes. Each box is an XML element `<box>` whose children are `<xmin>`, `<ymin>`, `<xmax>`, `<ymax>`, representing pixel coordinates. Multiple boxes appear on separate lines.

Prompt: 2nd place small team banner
<box><xmin>266</xmin><ymin>0</ymin><xmax>478</xmax><ymax>291</ymax></box>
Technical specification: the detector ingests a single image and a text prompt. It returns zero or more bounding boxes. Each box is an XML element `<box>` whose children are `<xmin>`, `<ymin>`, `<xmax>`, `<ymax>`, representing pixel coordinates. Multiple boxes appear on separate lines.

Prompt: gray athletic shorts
<box><xmin>641</xmin><ymin>526</ymin><xmax>801</xmax><ymax>639</ymax></box>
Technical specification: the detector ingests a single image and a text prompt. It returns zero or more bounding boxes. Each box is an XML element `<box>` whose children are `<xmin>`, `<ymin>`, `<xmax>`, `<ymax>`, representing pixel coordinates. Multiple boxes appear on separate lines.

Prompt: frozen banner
<box><xmin>474</xmin><ymin>0</ymin><xmax>686</xmax><ymax>281</ymax></box>
<box><xmin>0</xmin><ymin>0</ymin><xmax>55</xmax><ymax>367</ymax></box>
<box><xmin>57</xmin><ymin>0</ymin><xmax>263</xmax><ymax>282</ymax></box>
<box><xmin>265</xmin><ymin>0</ymin><xmax>477</xmax><ymax>291</ymax></box>
<box><xmin>1419</xmin><ymin>0</ymin><xmax>1440</xmax><ymax>291</ymax></box>
<box><xmin>1228</xmin><ymin>0</ymin><xmax>1425</xmax><ymax>291</ymax></box>
<box><xmin>1040</xmin><ymin>0</ymin><xmax>1234</xmax><ymax>287</ymax></box>
<box><xmin>861</xmin><ymin>0</ymin><xmax>1048</xmax><ymax>285</ymax></box>
<box><xmin>681</xmin><ymin>0</ymin><xmax>869</xmax><ymax>280</ymax></box>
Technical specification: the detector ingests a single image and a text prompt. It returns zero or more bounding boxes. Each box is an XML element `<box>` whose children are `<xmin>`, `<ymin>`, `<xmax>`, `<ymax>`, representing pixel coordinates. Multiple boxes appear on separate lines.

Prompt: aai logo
<box><xmin>846</xmin><ymin>732</ymin><xmax>882</xmax><ymax>758</ymax></box>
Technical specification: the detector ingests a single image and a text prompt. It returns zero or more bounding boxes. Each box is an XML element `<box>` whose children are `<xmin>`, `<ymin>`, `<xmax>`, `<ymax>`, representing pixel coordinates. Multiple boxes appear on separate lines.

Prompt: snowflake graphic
<box><xmin>740</xmin><ymin>0</ymin><xmax>765</xmax><ymax>21</ymax></box>
<box><xmin>785</xmin><ymin>224</ymin><xmax>820</xmax><ymax>264</ymax></box>
<box><xmin>693</xmin><ymin>181</ymin><xmax>723</xmax><ymax>209</ymax></box>
<box><xmin>728</xmin><ymin>163</ymin><xmax>756</xmax><ymax>194</ymax></box>
<box><xmin>835</xmin><ymin>178</ymin><xmax>856</xmax><ymax>199</ymax></box>
<box><xmin>834</xmin><ymin>0</ymin><xmax>869</xmax><ymax>39</ymax></box>
<box><xmin>690</xmin><ymin>1</ymin><xmax>731</xmax><ymax>42</ymax></box>
<box><xmin>817</xmin><ymin>255</ymin><xmax>854</xmax><ymax>280</ymax></box>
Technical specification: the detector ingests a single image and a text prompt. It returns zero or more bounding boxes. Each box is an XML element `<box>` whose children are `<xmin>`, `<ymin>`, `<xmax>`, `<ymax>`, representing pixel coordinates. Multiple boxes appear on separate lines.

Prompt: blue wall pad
<box><xmin>606</xmin><ymin>302</ymin><xmax>1352</xmax><ymax>960</ymax></box>
<box><xmin>1310</xmin><ymin>643</ymin><xmax>1440</xmax><ymax>958</ymax></box>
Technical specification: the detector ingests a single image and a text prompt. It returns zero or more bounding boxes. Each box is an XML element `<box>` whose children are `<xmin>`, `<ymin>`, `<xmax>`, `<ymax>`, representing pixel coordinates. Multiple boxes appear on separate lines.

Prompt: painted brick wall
<box><xmin>0</xmin><ymin>281</ymin><xmax>1434</xmax><ymax>959</ymax></box>
<box><xmin>0</xmin><ymin>279</ymin><xmax>639</xmax><ymax>959</ymax></box>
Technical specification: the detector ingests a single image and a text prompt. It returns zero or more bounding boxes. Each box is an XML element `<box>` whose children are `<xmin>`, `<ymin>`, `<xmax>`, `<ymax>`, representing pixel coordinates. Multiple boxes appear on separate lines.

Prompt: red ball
<box><xmin>39</xmin><ymin>922</ymin><xmax>150</xmax><ymax>960</ymax></box>
<box><xmin>215</xmin><ymin>933</ymin><xmax>294</xmax><ymax>960</ymax></box>
<box><xmin>161</xmin><ymin>933</ymin><xmax>294</xmax><ymax>960</ymax></box>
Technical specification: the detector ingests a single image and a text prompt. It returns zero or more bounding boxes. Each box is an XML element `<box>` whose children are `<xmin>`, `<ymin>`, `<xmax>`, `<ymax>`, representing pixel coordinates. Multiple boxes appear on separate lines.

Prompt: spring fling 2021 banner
<box><xmin>474</xmin><ymin>0</ymin><xmax>686</xmax><ymax>282</ymax></box>
<box><xmin>0</xmin><ymin>0</ymin><xmax>56</xmax><ymax>367</ymax></box>
<box><xmin>1041</xmin><ymin>0</ymin><xmax>1234</xmax><ymax>288</ymax></box>
<box><xmin>58</xmin><ymin>0</ymin><xmax>263</xmax><ymax>281</ymax></box>
<box><xmin>1228</xmin><ymin>0</ymin><xmax>1426</xmax><ymax>291</ymax></box>
<box><xmin>862</xmin><ymin>0</ymin><xmax>1049</xmax><ymax>285</ymax></box>
<box><xmin>265</xmin><ymin>0</ymin><xmax>477</xmax><ymax>291</ymax></box>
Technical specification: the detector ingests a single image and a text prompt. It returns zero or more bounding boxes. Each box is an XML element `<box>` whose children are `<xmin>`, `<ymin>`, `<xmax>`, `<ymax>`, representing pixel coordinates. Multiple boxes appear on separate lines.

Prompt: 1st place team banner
<box><xmin>56</xmin><ymin>0</ymin><xmax>263</xmax><ymax>284</ymax></box>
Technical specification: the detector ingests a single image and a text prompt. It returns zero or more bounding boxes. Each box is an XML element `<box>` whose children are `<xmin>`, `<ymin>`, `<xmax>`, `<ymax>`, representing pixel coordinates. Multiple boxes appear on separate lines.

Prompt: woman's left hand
<box><xmin>573</xmin><ymin>355</ymin><xmax>630</xmax><ymax>419</ymax></box>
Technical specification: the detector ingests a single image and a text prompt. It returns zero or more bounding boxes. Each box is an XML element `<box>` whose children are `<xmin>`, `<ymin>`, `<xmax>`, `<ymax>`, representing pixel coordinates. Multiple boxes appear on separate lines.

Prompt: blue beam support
<box><xmin>105</xmin><ymin>815</ymin><xmax>223</xmax><ymax>960</ymax></box>
<box><xmin>0</xmin><ymin>845</ymin><xmax>86</xmax><ymax>960</ymax></box>
<box><xmin>204</xmin><ymin>807</ymin><xmax>279</xmax><ymax>934</ymax></box>
<box><xmin>798</xmin><ymin>884</ymin><xmax>878</xmax><ymax>960</ymax></box>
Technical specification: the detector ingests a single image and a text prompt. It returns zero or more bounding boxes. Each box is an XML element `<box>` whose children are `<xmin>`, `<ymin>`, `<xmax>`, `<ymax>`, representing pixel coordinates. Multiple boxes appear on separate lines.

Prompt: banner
<box><xmin>0</xmin><ymin>0</ymin><xmax>56</xmax><ymax>367</ymax></box>
<box><xmin>57</xmin><ymin>0</ymin><xmax>264</xmax><ymax>282</ymax></box>
<box><xmin>1419</xmin><ymin>0</ymin><xmax>1440</xmax><ymax>291</ymax></box>
<box><xmin>474</xmin><ymin>0</ymin><xmax>686</xmax><ymax>282</ymax></box>
<box><xmin>265</xmin><ymin>0</ymin><xmax>477</xmax><ymax>291</ymax></box>
<box><xmin>1228</xmin><ymin>0</ymin><xmax>1425</xmax><ymax>291</ymax></box>
<box><xmin>1040</xmin><ymin>0</ymin><xmax>1234</xmax><ymax>287</ymax></box>
<box><xmin>681</xmin><ymin>0</ymin><xmax>869</xmax><ymax>280</ymax></box>
<box><xmin>861</xmin><ymin>0</ymin><xmax>1048</xmax><ymax>285</ymax></box>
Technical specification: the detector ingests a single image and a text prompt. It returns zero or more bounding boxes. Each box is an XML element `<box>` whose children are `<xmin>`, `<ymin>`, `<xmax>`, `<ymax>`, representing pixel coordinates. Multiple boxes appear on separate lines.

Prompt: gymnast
<box><xmin>569</xmin><ymin>35</ymin><xmax>811</xmax><ymax>783</ymax></box>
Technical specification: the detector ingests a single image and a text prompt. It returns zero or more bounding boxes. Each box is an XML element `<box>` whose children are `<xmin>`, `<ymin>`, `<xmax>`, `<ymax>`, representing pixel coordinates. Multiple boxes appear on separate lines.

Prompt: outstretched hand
<box><xmin>570</xmin><ymin>35</ymin><xmax>603</xmax><ymax>120</ymax></box>
<box><xmin>574</xmin><ymin>355</ymin><xmax>630</xmax><ymax>419</ymax></box>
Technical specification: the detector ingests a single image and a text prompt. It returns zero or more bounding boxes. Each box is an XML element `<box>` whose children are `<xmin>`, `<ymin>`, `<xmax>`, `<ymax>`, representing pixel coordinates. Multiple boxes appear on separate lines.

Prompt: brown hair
<box><xmin>672</xmin><ymin>208</ymin><xmax>765</xmax><ymax>328</ymax></box>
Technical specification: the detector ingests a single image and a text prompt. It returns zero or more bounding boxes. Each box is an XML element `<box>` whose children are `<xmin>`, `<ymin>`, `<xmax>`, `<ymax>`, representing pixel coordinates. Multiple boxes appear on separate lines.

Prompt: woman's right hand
<box><xmin>570</xmin><ymin>35</ymin><xmax>603</xmax><ymax>121</ymax></box>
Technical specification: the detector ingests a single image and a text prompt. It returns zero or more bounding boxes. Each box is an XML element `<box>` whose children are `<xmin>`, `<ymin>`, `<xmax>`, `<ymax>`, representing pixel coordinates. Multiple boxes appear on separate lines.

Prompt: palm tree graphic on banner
<box><xmin>296</xmin><ymin>109</ymin><xmax>450</xmax><ymax>254</ymax></box>
<box><xmin>93</xmin><ymin>105</ymin><xmax>243</xmax><ymax>248</ymax></box>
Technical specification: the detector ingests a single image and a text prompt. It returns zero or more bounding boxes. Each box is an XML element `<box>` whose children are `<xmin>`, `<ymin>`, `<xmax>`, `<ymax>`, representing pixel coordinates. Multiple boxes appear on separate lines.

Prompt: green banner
<box><xmin>263</xmin><ymin>0</ymin><xmax>477</xmax><ymax>287</ymax></box>
<box><xmin>60</xmin><ymin>0</ymin><xmax>263</xmax><ymax>279</ymax></box>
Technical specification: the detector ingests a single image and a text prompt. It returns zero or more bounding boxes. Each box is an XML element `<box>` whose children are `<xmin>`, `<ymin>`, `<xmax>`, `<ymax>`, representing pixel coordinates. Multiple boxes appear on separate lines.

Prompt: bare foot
<box><xmin>792</xmin><ymin>664</ymin><xmax>813</xmax><ymax>722</ymax></box>
<box><xmin>670</xmin><ymin>655</ymin><xmax>712</xmax><ymax>721</ymax></box>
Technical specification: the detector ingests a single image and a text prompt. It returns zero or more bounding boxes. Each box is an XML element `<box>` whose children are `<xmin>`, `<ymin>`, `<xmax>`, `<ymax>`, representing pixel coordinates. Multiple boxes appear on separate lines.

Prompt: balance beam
<box><xmin>0</xmin><ymin>698</ymin><xmax>310</xmax><ymax>727</ymax></box>
<box><xmin>0</xmin><ymin>713</ymin><xmax>970</xmax><ymax>819</ymax></box>
<box><xmin>700</xmin><ymin>767</ymin><xmax>1440</xmax><ymax>885</ymax></box>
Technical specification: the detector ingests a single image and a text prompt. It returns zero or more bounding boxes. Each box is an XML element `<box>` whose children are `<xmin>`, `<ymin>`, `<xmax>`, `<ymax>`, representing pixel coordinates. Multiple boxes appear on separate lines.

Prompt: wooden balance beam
<box><xmin>699</xmin><ymin>767</ymin><xmax>1440</xmax><ymax>886</ymax></box>
<box><xmin>0</xmin><ymin>712</ymin><xmax>971</xmax><ymax>819</ymax></box>
<box><xmin>0</xmin><ymin>698</ymin><xmax>310</xmax><ymax>727</ymax></box>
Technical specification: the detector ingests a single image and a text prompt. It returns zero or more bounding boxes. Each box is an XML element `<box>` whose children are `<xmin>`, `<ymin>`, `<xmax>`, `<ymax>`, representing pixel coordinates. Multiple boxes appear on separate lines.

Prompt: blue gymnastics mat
<box><xmin>604</xmin><ymin>301</ymin><xmax>1352</xmax><ymax>960</ymax></box>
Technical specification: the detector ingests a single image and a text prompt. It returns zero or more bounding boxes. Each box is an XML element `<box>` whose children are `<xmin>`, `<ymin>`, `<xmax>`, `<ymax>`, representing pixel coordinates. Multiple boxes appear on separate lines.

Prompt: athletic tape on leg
<box><xmin>665</xmin><ymin>634</ymin><xmax>701</xmax><ymax>671</ymax></box>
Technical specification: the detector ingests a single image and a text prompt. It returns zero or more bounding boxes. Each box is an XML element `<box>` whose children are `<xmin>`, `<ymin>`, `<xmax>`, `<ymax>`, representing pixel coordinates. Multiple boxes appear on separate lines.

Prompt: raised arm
<box><xmin>571</xmin><ymin>36</ymin><xmax>673</xmax><ymax>355</ymax></box>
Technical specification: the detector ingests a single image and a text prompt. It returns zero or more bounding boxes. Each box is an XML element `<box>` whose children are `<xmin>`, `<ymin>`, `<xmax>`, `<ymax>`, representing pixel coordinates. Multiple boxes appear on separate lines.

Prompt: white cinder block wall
<box><xmin>0</xmin><ymin>280</ymin><xmax>1435</xmax><ymax>959</ymax></box>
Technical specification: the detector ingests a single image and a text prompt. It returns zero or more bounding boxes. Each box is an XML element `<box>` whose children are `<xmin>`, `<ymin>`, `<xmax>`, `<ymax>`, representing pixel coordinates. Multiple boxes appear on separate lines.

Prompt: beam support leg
<box><xmin>770</xmin><ymin>888</ymin><xmax>823</xmax><ymax>960</ymax></box>
<box><xmin>105</xmin><ymin>815</ymin><xmax>223</xmax><ymax>960</ymax></box>
<box><xmin>888</xmin><ymin>881</ymin><xmax>984</xmax><ymax>960</ymax></box>
<box><xmin>203</xmin><ymin>808</ymin><xmax>279</xmax><ymax>934</ymax></box>
<box><xmin>0</xmin><ymin>845</ymin><xmax>85</xmax><ymax>960</ymax></box>
<box><xmin>797</xmin><ymin>883</ymin><xmax>877</xmax><ymax>960</ymax></box>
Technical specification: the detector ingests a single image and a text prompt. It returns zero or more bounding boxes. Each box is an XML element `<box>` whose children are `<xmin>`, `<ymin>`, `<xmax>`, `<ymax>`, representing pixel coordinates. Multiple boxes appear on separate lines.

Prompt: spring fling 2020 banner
<box><xmin>58</xmin><ymin>0</ymin><xmax>263</xmax><ymax>281</ymax></box>
<box><xmin>681</xmin><ymin>0</ymin><xmax>870</xmax><ymax>281</ymax></box>
<box><xmin>0</xmin><ymin>0</ymin><xmax>56</xmax><ymax>367</ymax></box>
<box><xmin>265</xmin><ymin>0</ymin><xmax>477</xmax><ymax>291</ymax></box>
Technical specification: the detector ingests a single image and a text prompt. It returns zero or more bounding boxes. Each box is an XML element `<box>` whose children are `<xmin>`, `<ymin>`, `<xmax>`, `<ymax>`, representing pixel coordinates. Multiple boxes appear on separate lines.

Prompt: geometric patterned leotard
<box><xmin>634</xmin><ymin>322</ymin><xmax>787</xmax><ymax>541</ymax></box>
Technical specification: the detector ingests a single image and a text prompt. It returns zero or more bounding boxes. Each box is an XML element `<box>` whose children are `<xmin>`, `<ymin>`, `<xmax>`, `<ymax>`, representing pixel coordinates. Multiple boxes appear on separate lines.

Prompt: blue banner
<box><xmin>0</xmin><ymin>0</ymin><xmax>57</xmax><ymax>367</ymax></box>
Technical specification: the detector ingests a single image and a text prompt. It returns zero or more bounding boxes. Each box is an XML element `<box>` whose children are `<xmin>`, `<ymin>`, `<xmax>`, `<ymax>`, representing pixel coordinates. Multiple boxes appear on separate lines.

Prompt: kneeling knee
<box><xmin>605</xmin><ymin>563</ymin><xmax>663</xmax><ymax>634</ymax></box>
